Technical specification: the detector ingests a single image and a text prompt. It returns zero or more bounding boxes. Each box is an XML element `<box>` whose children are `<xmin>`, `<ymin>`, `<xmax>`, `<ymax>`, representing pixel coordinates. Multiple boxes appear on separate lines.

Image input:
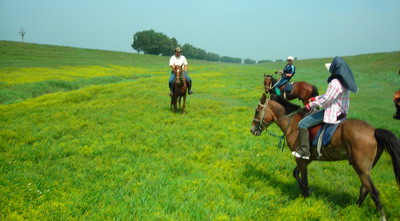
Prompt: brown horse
<box><xmin>171</xmin><ymin>65</ymin><xmax>187</xmax><ymax>113</ymax></box>
<box><xmin>264</xmin><ymin>74</ymin><xmax>319</xmax><ymax>105</ymax></box>
<box><xmin>250</xmin><ymin>93</ymin><xmax>400</xmax><ymax>219</ymax></box>
<box><xmin>393</xmin><ymin>89</ymin><xmax>400</xmax><ymax>120</ymax></box>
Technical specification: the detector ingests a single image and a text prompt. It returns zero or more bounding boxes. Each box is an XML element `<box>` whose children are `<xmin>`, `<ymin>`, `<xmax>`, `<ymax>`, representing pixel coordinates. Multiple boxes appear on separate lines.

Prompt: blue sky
<box><xmin>1</xmin><ymin>0</ymin><xmax>399</xmax><ymax>61</ymax></box>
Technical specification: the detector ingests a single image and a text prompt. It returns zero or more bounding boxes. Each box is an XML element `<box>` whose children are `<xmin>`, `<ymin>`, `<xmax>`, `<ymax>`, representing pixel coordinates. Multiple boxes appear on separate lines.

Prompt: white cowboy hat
<box><xmin>325</xmin><ymin>63</ymin><xmax>331</xmax><ymax>71</ymax></box>
<box><xmin>287</xmin><ymin>56</ymin><xmax>294</xmax><ymax>61</ymax></box>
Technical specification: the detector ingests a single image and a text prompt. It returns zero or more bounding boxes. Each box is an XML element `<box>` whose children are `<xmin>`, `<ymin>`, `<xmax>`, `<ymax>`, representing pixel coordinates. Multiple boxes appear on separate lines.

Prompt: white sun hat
<box><xmin>287</xmin><ymin>56</ymin><xmax>294</xmax><ymax>61</ymax></box>
<box><xmin>325</xmin><ymin>63</ymin><xmax>331</xmax><ymax>71</ymax></box>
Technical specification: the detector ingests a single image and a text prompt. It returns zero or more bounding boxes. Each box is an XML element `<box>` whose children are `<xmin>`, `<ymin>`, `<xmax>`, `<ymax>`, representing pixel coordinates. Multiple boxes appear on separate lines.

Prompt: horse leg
<box><xmin>292</xmin><ymin>167</ymin><xmax>304</xmax><ymax>191</ymax></box>
<box><xmin>173</xmin><ymin>96</ymin><xmax>178</xmax><ymax>112</ymax></box>
<box><xmin>295</xmin><ymin>159</ymin><xmax>311</xmax><ymax>197</ymax></box>
<box><xmin>352</xmin><ymin>152</ymin><xmax>386</xmax><ymax>219</ymax></box>
<box><xmin>355</xmin><ymin>146</ymin><xmax>383</xmax><ymax>206</ymax></box>
<box><xmin>356</xmin><ymin>185</ymin><xmax>369</xmax><ymax>206</ymax></box>
<box><xmin>178</xmin><ymin>96</ymin><xmax>182</xmax><ymax>113</ymax></box>
<box><xmin>357</xmin><ymin>146</ymin><xmax>385</xmax><ymax>205</ymax></box>
<box><xmin>357</xmin><ymin>172</ymin><xmax>385</xmax><ymax>219</ymax></box>
<box><xmin>182</xmin><ymin>94</ymin><xmax>186</xmax><ymax>112</ymax></box>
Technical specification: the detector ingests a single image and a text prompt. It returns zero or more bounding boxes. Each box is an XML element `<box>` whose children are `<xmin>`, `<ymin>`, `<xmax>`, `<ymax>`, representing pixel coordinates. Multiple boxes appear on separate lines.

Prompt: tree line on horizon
<box><xmin>131</xmin><ymin>29</ymin><xmax>283</xmax><ymax>64</ymax></box>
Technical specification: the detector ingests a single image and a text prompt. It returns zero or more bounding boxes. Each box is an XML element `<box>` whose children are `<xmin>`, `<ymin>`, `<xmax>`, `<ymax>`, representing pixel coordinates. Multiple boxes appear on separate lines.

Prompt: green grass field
<box><xmin>1</xmin><ymin>41</ymin><xmax>399</xmax><ymax>220</ymax></box>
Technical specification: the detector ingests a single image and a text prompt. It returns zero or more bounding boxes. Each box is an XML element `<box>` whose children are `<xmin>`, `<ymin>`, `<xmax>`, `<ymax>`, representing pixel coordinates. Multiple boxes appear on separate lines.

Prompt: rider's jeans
<box><xmin>298</xmin><ymin>110</ymin><xmax>325</xmax><ymax>129</ymax></box>
<box><xmin>275</xmin><ymin>78</ymin><xmax>290</xmax><ymax>88</ymax></box>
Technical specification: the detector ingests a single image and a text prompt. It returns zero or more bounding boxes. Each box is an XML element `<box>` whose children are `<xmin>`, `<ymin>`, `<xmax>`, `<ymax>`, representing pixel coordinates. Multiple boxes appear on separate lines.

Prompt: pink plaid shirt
<box><xmin>309</xmin><ymin>79</ymin><xmax>349</xmax><ymax>124</ymax></box>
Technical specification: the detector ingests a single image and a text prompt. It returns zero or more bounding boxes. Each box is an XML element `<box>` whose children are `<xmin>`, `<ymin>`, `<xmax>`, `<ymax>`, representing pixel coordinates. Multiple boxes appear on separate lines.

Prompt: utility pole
<box><xmin>18</xmin><ymin>28</ymin><xmax>25</xmax><ymax>42</ymax></box>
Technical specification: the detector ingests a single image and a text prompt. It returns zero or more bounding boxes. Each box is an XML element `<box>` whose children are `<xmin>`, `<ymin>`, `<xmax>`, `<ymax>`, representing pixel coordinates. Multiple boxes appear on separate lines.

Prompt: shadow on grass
<box><xmin>242</xmin><ymin>163</ymin><xmax>355</xmax><ymax>208</ymax></box>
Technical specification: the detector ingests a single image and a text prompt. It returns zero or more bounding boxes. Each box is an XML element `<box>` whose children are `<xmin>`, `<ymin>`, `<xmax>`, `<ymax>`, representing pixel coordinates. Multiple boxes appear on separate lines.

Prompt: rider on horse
<box><xmin>273</xmin><ymin>56</ymin><xmax>296</xmax><ymax>96</ymax></box>
<box><xmin>292</xmin><ymin>56</ymin><xmax>358</xmax><ymax>160</ymax></box>
<box><xmin>169</xmin><ymin>47</ymin><xmax>193</xmax><ymax>96</ymax></box>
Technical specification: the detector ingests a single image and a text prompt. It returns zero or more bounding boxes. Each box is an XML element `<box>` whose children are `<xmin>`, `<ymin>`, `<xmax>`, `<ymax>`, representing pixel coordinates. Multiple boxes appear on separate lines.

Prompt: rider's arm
<box><xmin>183</xmin><ymin>57</ymin><xmax>188</xmax><ymax>72</ymax></box>
<box><xmin>309</xmin><ymin>79</ymin><xmax>343</xmax><ymax>109</ymax></box>
<box><xmin>169</xmin><ymin>56</ymin><xmax>175</xmax><ymax>70</ymax></box>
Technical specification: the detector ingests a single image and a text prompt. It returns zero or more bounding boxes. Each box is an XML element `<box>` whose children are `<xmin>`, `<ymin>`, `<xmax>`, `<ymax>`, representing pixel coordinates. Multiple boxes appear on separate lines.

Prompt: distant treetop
<box><xmin>132</xmin><ymin>30</ymin><xmax>244</xmax><ymax>64</ymax></box>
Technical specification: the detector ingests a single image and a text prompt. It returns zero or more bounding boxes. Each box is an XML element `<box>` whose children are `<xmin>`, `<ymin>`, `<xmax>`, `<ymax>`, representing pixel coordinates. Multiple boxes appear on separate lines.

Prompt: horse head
<box><xmin>250</xmin><ymin>93</ymin><xmax>276</xmax><ymax>136</ymax></box>
<box><xmin>250</xmin><ymin>94</ymin><xmax>302</xmax><ymax>136</ymax></box>
<box><xmin>264</xmin><ymin>74</ymin><xmax>276</xmax><ymax>93</ymax></box>
<box><xmin>173</xmin><ymin>65</ymin><xmax>185</xmax><ymax>85</ymax></box>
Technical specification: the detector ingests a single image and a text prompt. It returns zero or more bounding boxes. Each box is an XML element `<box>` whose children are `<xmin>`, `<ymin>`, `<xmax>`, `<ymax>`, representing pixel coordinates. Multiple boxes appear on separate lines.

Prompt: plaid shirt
<box><xmin>309</xmin><ymin>79</ymin><xmax>350</xmax><ymax>124</ymax></box>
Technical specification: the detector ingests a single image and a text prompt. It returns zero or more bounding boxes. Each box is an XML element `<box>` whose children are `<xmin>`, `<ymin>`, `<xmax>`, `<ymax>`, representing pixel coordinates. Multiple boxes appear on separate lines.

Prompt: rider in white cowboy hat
<box><xmin>292</xmin><ymin>56</ymin><xmax>358</xmax><ymax>160</ymax></box>
<box><xmin>273</xmin><ymin>56</ymin><xmax>296</xmax><ymax>96</ymax></box>
<box><xmin>168</xmin><ymin>47</ymin><xmax>193</xmax><ymax>96</ymax></box>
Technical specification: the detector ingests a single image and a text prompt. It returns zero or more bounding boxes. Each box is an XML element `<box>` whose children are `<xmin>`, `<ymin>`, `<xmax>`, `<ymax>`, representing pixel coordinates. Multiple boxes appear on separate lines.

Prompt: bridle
<box><xmin>264</xmin><ymin>75</ymin><xmax>280</xmax><ymax>92</ymax></box>
<box><xmin>264</xmin><ymin>76</ymin><xmax>273</xmax><ymax>92</ymax></box>
<box><xmin>174</xmin><ymin>66</ymin><xmax>185</xmax><ymax>84</ymax></box>
<box><xmin>253</xmin><ymin>97</ymin><xmax>275</xmax><ymax>131</ymax></box>
<box><xmin>253</xmin><ymin>94</ymin><xmax>302</xmax><ymax>150</ymax></box>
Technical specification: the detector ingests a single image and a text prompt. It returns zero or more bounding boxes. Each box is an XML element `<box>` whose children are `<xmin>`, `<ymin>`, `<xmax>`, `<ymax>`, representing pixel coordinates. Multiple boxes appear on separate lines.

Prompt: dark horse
<box><xmin>171</xmin><ymin>65</ymin><xmax>187</xmax><ymax>113</ymax></box>
<box><xmin>250</xmin><ymin>94</ymin><xmax>400</xmax><ymax>220</ymax></box>
<box><xmin>264</xmin><ymin>74</ymin><xmax>319</xmax><ymax>105</ymax></box>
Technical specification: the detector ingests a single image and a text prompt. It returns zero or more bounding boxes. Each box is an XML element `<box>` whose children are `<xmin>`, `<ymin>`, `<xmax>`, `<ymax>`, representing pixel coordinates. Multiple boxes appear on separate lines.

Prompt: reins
<box><xmin>266</xmin><ymin>109</ymin><xmax>299</xmax><ymax>151</ymax></box>
<box><xmin>264</xmin><ymin>75</ymin><xmax>281</xmax><ymax>91</ymax></box>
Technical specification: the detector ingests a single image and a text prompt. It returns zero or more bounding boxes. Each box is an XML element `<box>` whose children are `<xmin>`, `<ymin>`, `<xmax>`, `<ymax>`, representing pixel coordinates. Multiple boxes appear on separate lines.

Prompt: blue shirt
<box><xmin>282</xmin><ymin>64</ymin><xmax>295</xmax><ymax>79</ymax></box>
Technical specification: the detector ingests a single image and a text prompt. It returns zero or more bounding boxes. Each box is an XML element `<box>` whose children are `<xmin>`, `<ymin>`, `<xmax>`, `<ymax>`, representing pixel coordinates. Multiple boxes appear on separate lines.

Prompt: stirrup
<box><xmin>292</xmin><ymin>151</ymin><xmax>310</xmax><ymax>160</ymax></box>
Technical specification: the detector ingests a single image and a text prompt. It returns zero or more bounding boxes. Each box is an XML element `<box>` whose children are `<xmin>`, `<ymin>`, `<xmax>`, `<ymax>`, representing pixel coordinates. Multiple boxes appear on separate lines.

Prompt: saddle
<box><xmin>308</xmin><ymin>114</ymin><xmax>347</xmax><ymax>158</ymax></box>
<box><xmin>278</xmin><ymin>82</ymin><xmax>293</xmax><ymax>93</ymax></box>
<box><xmin>276</xmin><ymin>82</ymin><xmax>293</xmax><ymax>99</ymax></box>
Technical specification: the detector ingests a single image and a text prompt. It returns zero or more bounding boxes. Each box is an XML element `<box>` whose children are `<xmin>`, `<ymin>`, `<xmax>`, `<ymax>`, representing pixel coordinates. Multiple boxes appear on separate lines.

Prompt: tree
<box><xmin>220</xmin><ymin>56</ymin><xmax>242</xmax><ymax>64</ymax></box>
<box><xmin>205</xmin><ymin>52</ymin><xmax>220</xmax><ymax>62</ymax></box>
<box><xmin>257</xmin><ymin>59</ymin><xmax>273</xmax><ymax>64</ymax></box>
<box><xmin>244</xmin><ymin>58</ymin><xmax>256</xmax><ymax>64</ymax></box>
<box><xmin>131</xmin><ymin>29</ymin><xmax>244</xmax><ymax>63</ymax></box>
<box><xmin>181</xmin><ymin>43</ymin><xmax>207</xmax><ymax>60</ymax></box>
<box><xmin>131</xmin><ymin>29</ymin><xmax>178</xmax><ymax>55</ymax></box>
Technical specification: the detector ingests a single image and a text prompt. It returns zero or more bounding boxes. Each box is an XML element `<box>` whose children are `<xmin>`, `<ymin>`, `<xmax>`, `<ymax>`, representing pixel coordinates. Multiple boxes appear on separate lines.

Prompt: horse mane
<box><xmin>270</xmin><ymin>95</ymin><xmax>304</xmax><ymax>115</ymax></box>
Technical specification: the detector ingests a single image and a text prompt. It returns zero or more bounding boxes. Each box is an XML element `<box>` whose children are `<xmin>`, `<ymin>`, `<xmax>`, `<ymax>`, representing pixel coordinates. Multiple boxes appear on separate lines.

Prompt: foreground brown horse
<box><xmin>171</xmin><ymin>65</ymin><xmax>187</xmax><ymax>112</ymax></box>
<box><xmin>264</xmin><ymin>74</ymin><xmax>319</xmax><ymax>105</ymax></box>
<box><xmin>250</xmin><ymin>94</ymin><xmax>400</xmax><ymax>220</ymax></box>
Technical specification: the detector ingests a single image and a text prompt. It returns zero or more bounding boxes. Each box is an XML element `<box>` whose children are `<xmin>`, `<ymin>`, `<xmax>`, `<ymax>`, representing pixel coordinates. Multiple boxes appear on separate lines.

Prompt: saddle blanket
<box><xmin>283</xmin><ymin>82</ymin><xmax>293</xmax><ymax>93</ymax></box>
<box><xmin>311</xmin><ymin>119</ymin><xmax>346</xmax><ymax>147</ymax></box>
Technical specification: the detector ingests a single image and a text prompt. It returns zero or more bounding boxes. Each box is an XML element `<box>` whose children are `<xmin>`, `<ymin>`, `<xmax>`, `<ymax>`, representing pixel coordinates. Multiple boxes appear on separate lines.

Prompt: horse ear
<box><xmin>264</xmin><ymin>73</ymin><xmax>267</xmax><ymax>77</ymax></box>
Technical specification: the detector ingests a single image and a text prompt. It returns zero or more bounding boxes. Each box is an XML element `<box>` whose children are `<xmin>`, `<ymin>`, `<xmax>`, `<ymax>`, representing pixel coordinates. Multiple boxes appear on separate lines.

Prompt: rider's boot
<box><xmin>292</xmin><ymin>128</ymin><xmax>310</xmax><ymax>160</ymax></box>
<box><xmin>188</xmin><ymin>81</ymin><xmax>194</xmax><ymax>95</ymax></box>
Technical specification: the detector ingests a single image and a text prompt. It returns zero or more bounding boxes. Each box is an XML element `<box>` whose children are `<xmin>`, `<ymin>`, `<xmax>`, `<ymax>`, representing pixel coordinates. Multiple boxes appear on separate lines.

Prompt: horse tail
<box><xmin>375</xmin><ymin>128</ymin><xmax>400</xmax><ymax>188</ymax></box>
<box><xmin>311</xmin><ymin>85</ymin><xmax>319</xmax><ymax>97</ymax></box>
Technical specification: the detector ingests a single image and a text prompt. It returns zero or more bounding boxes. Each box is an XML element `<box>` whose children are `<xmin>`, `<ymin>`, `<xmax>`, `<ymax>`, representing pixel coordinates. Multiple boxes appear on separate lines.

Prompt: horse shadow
<box><xmin>242</xmin><ymin>163</ymin><xmax>354</xmax><ymax>208</ymax></box>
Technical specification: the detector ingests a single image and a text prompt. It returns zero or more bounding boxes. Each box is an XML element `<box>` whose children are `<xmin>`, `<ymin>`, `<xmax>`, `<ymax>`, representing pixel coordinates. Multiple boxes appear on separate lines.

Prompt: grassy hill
<box><xmin>0</xmin><ymin>41</ymin><xmax>399</xmax><ymax>220</ymax></box>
